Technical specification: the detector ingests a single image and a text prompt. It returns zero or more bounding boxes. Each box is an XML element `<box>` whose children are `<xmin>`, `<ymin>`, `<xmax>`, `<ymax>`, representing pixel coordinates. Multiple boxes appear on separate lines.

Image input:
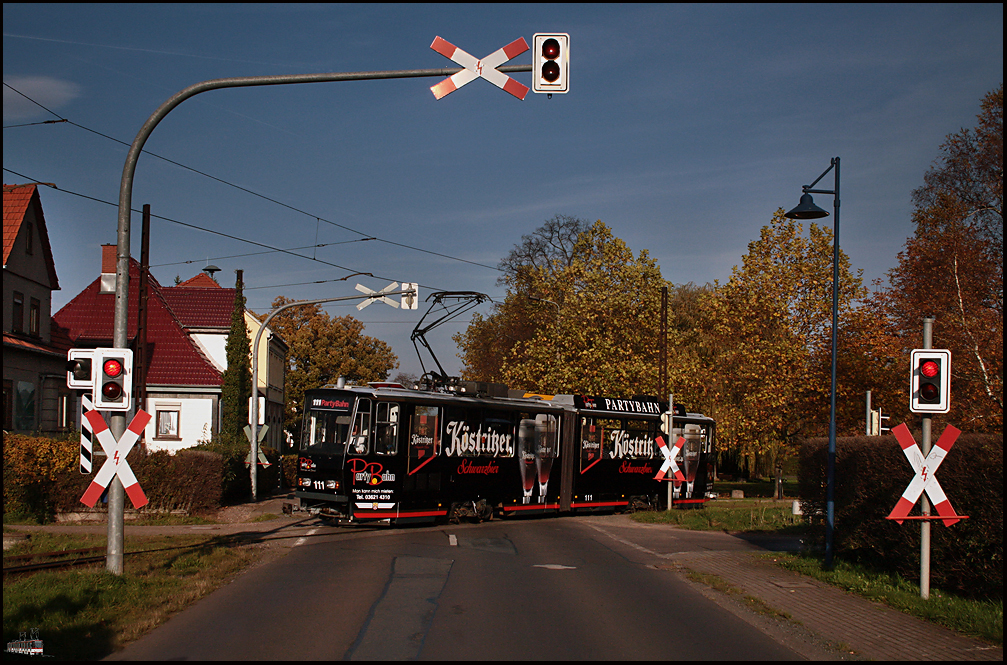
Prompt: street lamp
<box><xmin>784</xmin><ymin>156</ymin><xmax>840</xmax><ymax>569</ymax></box>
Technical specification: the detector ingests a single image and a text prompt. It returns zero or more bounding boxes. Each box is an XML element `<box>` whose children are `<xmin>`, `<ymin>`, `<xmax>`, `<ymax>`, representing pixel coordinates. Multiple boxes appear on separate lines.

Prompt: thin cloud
<box><xmin>3</xmin><ymin>76</ymin><xmax>80</xmax><ymax>121</ymax></box>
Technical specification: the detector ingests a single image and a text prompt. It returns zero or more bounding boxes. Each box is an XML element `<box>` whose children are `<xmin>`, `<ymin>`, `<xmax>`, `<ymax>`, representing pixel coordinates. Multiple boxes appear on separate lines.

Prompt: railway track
<box><xmin>3</xmin><ymin>546</ymin><xmax>110</xmax><ymax>575</ymax></box>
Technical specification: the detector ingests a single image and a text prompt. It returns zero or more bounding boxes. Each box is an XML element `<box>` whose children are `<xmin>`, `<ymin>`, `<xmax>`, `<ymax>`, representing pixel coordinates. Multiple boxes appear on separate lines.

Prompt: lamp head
<box><xmin>785</xmin><ymin>193</ymin><xmax>829</xmax><ymax>219</ymax></box>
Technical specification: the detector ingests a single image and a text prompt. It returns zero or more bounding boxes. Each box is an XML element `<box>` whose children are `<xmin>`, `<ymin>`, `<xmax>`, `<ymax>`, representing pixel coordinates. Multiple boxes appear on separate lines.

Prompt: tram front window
<box><xmin>302</xmin><ymin>411</ymin><xmax>352</xmax><ymax>455</ymax></box>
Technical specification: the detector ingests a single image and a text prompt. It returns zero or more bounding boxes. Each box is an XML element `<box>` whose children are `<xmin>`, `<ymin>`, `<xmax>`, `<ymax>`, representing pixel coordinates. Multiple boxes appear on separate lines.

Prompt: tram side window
<box><xmin>484</xmin><ymin>410</ymin><xmax>517</xmax><ymax>457</ymax></box>
<box><xmin>349</xmin><ymin>399</ymin><xmax>372</xmax><ymax>455</ymax></box>
<box><xmin>375</xmin><ymin>403</ymin><xmax>399</xmax><ymax>455</ymax></box>
<box><xmin>410</xmin><ymin>405</ymin><xmax>440</xmax><ymax>458</ymax></box>
<box><xmin>535</xmin><ymin>413</ymin><xmax>558</xmax><ymax>459</ymax></box>
<box><xmin>581</xmin><ymin>417</ymin><xmax>604</xmax><ymax>468</ymax></box>
<box><xmin>625</xmin><ymin>418</ymin><xmax>660</xmax><ymax>459</ymax></box>
<box><xmin>302</xmin><ymin>411</ymin><xmax>351</xmax><ymax>455</ymax></box>
<box><xmin>597</xmin><ymin>418</ymin><xmax>619</xmax><ymax>459</ymax></box>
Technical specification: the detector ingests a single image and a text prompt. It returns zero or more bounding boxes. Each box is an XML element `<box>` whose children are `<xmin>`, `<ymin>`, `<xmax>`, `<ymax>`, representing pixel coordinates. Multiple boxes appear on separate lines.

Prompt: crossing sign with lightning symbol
<box><xmin>80</xmin><ymin>409</ymin><xmax>151</xmax><ymax>510</ymax></box>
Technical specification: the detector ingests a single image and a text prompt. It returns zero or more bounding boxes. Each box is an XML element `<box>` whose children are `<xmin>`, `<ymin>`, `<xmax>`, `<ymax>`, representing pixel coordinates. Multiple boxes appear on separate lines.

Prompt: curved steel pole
<box><xmin>249</xmin><ymin>289</ymin><xmax>414</xmax><ymax>500</ymax></box>
<box><xmin>110</xmin><ymin>64</ymin><xmax>524</xmax><ymax>570</ymax></box>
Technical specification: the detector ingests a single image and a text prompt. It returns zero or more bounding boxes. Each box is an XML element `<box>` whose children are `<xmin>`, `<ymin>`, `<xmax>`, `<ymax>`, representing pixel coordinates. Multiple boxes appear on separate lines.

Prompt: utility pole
<box><xmin>920</xmin><ymin>316</ymin><xmax>934</xmax><ymax>599</ymax></box>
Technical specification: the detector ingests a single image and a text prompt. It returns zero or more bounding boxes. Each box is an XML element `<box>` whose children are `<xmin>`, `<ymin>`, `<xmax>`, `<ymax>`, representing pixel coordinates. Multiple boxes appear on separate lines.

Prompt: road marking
<box><xmin>585</xmin><ymin>522</ymin><xmax>674</xmax><ymax>559</ymax></box>
<box><xmin>533</xmin><ymin>564</ymin><xmax>576</xmax><ymax>570</ymax></box>
<box><xmin>448</xmin><ymin>534</ymin><xmax>458</xmax><ymax>547</ymax></box>
<box><xmin>295</xmin><ymin>528</ymin><xmax>318</xmax><ymax>547</ymax></box>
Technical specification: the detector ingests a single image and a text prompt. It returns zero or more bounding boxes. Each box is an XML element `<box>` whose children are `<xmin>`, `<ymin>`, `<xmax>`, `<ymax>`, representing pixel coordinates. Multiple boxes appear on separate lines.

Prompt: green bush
<box><xmin>3</xmin><ymin>432</ymin><xmax>78</xmax><ymax>522</ymax></box>
<box><xmin>799</xmin><ymin>432</ymin><xmax>1003</xmax><ymax>599</ymax></box>
<box><xmin>192</xmin><ymin>434</ymin><xmax>282</xmax><ymax>503</ymax></box>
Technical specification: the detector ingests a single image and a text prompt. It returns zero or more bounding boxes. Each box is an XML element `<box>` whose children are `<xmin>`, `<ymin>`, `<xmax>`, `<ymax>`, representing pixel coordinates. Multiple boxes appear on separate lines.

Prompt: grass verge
<box><xmin>634</xmin><ymin>499</ymin><xmax>1002</xmax><ymax>647</ymax></box>
<box><xmin>3</xmin><ymin>530</ymin><xmax>277</xmax><ymax>660</ymax></box>
<box><xmin>772</xmin><ymin>552</ymin><xmax>1003</xmax><ymax>646</ymax></box>
<box><xmin>631</xmin><ymin>498</ymin><xmax>806</xmax><ymax>533</ymax></box>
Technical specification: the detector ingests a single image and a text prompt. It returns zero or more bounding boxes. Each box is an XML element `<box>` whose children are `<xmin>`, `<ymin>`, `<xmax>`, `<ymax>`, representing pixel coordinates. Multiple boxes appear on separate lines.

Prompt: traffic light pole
<box><xmin>920</xmin><ymin>316</ymin><xmax>934</xmax><ymax>599</ymax></box>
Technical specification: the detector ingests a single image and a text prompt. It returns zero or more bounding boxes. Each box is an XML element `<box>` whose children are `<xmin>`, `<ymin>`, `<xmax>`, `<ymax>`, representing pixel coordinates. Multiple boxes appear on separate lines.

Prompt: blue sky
<box><xmin>4</xmin><ymin>4</ymin><xmax>1003</xmax><ymax>379</ymax></box>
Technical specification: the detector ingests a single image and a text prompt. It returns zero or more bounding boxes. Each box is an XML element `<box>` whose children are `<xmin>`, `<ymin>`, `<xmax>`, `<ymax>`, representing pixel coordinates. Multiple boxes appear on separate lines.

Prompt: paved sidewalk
<box><xmin>668</xmin><ymin>549</ymin><xmax>1002</xmax><ymax>661</ymax></box>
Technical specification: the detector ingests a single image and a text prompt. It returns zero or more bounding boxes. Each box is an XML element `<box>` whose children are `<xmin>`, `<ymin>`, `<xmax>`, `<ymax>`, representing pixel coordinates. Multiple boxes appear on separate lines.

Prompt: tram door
<box><xmin>403</xmin><ymin>405</ymin><xmax>442</xmax><ymax>509</ymax></box>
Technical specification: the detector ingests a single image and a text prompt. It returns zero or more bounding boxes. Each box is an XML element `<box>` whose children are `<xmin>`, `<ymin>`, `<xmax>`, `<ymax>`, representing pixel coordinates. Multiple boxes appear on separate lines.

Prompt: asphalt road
<box><xmin>108</xmin><ymin>514</ymin><xmax>806</xmax><ymax>660</ymax></box>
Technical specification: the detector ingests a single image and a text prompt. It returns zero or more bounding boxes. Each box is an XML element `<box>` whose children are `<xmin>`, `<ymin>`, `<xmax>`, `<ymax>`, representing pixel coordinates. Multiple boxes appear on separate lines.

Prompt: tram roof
<box><xmin>308</xmin><ymin>383</ymin><xmax>712</xmax><ymax>422</ymax></box>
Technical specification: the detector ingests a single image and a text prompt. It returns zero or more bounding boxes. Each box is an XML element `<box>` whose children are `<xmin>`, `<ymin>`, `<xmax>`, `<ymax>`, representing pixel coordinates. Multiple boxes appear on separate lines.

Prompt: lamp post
<box><xmin>784</xmin><ymin>156</ymin><xmax>840</xmax><ymax>569</ymax></box>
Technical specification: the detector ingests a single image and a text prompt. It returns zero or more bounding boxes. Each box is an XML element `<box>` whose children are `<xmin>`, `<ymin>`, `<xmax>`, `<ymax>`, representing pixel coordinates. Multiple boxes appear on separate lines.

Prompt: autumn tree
<box><xmin>865</xmin><ymin>84</ymin><xmax>1003</xmax><ymax>432</ymax></box>
<box><xmin>456</xmin><ymin>215</ymin><xmax>589</xmax><ymax>384</ymax></box>
<box><xmin>268</xmin><ymin>297</ymin><xmax>398</xmax><ymax>442</ymax></box>
<box><xmin>220</xmin><ymin>271</ymin><xmax>251</xmax><ymax>442</ymax></box>
<box><xmin>705</xmin><ymin>211</ymin><xmax>865</xmax><ymax>477</ymax></box>
<box><xmin>455</xmin><ymin>218</ymin><xmax>667</xmax><ymax>396</ymax></box>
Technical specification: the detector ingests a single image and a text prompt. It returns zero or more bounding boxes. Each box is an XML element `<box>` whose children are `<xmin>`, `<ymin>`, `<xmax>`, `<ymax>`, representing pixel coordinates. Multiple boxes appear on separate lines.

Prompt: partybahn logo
<box><xmin>311</xmin><ymin>397</ymin><xmax>351</xmax><ymax>410</ymax></box>
<box><xmin>348</xmin><ymin>459</ymin><xmax>395</xmax><ymax>485</ymax></box>
<box><xmin>576</xmin><ymin>395</ymin><xmax>663</xmax><ymax>414</ymax></box>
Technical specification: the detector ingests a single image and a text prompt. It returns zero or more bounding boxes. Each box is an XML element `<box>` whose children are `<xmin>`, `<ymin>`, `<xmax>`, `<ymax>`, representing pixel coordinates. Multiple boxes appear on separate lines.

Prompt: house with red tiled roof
<box><xmin>54</xmin><ymin>245</ymin><xmax>288</xmax><ymax>453</ymax></box>
<box><xmin>3</xmin><ymin>183</ymin><xmax>74</xmax><ymax>433</ymax></box>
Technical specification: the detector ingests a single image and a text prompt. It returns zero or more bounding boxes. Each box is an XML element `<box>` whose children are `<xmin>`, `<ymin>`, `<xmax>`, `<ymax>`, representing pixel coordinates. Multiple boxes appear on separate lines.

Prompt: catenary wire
<box><xmin>3</xmin><ymin>81</ymin><xmax>503</xmax><ymax>273</ymax></box>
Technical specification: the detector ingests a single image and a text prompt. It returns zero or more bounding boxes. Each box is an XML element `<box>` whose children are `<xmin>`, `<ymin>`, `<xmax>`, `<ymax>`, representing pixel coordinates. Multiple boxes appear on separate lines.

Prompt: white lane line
<box><xmin>585</xmin><ymin>522</ymin><xmax>673</xmax><ymax>559</ymax></box>
<box><xmin>448</xmin><ymin>534</ymin><xmax>458</xmax><ymax>547</ymax></box>
<box><xmin>295</xmin><ymin>527</ymin><xmax>318</xmax><ymax>547</ymax></box>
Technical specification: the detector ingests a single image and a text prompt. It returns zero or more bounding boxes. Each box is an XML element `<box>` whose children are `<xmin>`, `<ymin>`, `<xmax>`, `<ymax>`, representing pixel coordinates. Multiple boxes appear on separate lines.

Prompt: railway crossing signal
<box><xmin>66</xmin><ymin>348</ymin><xmax>95</xmax><ymax>390</ymax></box>
<box><xmin>93</xmin><ymin>348</ymin><xmax>133</xmax><ymax>411</ymax></box>
<box><xmin>356</xmin><ymin>282</ymin><xmax>402</xmax><ymax>310</ymax></box>
<box><xmin>429</xmin><ymin>36</ymin><xmax>530</xmax><ymax>100</ymax></box>
<box><xmin>886</xmin><ymin>422</ymin><xmax>966</xmax><ymax>527</ymax></box>
<box><xmin>910</xmin><ymin>349</ymin><xmax>950</xmax><ymax>413</ymax></box>
<box><xmin>532</xmin><ymin>33</ymin><xmax>570</xmax><ymax>94</ymax></box>
<box><xmin>654</xmin><ymin>435</ymin><xmax>686</xmax><ymax>483</ymax></box>
<box><xmin>80</xmin><ymin>409</ymin><xmax>151</xmax><ymax>509</ymax></box>
<box><xmin>80</xmin><ymin>394</ymin><xmax>95</xmax><ymax>474</ymax></box>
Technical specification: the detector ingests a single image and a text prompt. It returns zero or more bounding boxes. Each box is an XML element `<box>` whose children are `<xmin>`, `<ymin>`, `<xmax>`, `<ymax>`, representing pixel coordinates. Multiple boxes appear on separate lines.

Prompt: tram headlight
<box><xmin>325</xmin><ymin>480</ymin><xmax>340</xmax><ymax>490</ymax></box>
<box><xmin>299</xmin><ymin>477</ymin><xmax>312</xmax><ymax>488</ymax></box>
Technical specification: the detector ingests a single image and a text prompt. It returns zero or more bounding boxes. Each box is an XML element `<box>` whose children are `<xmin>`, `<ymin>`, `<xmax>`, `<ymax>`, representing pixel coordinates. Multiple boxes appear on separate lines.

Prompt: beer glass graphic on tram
<box><xmin>535</xmin><ymin>414</ymin><xmax>556</xmax><ymax>503</ymax></box>
<box><xmin>518</xmin><ymin>419</ymin><xmax>537</xmax><ymax>503</ymax></box>
<box><xmin>683</xmin><ymin>423</ymin><xmax>702</xmax><ymax>498</ymax></box>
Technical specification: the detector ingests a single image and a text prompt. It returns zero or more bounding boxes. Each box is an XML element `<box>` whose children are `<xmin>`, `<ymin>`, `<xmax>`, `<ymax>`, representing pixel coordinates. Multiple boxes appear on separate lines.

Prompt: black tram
<box><xmin>295</xmin><ymin>382</ymin><xmax>715</xmax><ymax>524</ymax></box>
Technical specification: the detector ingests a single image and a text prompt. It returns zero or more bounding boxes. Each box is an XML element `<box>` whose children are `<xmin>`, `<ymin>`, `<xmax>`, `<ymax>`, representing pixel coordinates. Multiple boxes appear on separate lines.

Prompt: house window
<box><xmin>156</xmin><ymin>408</ymin><xmax>180</xmax><ymax>440</ymax></box>
<box><xmin>29</xmin><ymin>298</ymin><xmax>41</xmax><ymax>337</ymax></box>
<box><xmin>12</xmin><ymin>291</ymin><xmax>24</xmax><ymax>333</ymax></box>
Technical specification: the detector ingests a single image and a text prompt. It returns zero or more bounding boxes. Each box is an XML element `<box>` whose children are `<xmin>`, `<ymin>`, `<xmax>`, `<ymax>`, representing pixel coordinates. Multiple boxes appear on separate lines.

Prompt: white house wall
<box><xmin>143</xmin><ymin>397</ymin><xmax>214</xmax><ymax>453</ymax></box>
<box><xmin>190</xmin><ymin>333</ymin><xmax>226</xmax><ymax>372</ymax></box>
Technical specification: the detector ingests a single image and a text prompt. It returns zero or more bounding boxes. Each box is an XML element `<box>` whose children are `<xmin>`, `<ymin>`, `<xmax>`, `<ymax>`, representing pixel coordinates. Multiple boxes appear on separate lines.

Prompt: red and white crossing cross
<box><xmin>887</xmin><ymin>422</ymin><xmax>965</xmax><ymax>527</ymax></box>
<box><xmin>80</xmin><ymin>409</ymin><xmax>151</xmax><ymax>510</ymax></box>
<box><xmin>429</xmin><ymin>36</ymin><xmax>530</xmax><ymax>100</ymax></box>
<box><xmin>654</xmin><ymin>435</ymin><xmax>686</xmax><ymax>483</ymax></box>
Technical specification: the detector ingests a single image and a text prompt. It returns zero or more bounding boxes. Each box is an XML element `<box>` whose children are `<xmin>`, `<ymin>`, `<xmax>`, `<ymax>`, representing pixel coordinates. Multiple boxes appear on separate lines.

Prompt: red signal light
<box><xmin>920</xmin><ymin>360</ymin><xmax>939</xmax><ymax>378</ymax></box>
<box><xmin>542</xmin><ymin>38</ymin><xmax>560</xmax><ymax>59</ymax></box>
<box><xmin>103</xmin><ymin>358</ymin><xmax>123</xmax><ymax>378</ymax></box>
<box><xmin>101</xmin><ymin>381</ymin><xmax>123</xmax><ymax>400</ymax></box>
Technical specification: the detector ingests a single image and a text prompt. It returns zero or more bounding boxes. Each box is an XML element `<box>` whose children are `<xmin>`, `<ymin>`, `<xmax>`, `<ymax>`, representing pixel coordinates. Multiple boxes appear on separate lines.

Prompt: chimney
<box><xmin>100</xmin><ymin>244</ymin><xmax>116</xmax><ymax>293</ymax></box>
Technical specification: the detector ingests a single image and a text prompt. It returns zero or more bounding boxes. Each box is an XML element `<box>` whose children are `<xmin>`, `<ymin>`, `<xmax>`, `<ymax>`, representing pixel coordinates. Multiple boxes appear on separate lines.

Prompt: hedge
<box><xmin>799</xmin><ymin>431</ymin><xmax>1002</xmax><ymax>599</ymax></box>
<box><xmin>3</xmin><ymin>433</ymin><xmax>224</xmax><ymax>523</ymax></box>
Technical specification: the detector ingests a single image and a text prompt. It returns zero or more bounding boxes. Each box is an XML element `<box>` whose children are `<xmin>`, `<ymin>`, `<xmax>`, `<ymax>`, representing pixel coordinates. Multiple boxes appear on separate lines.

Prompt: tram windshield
<box><xmin>302</xmin><ymin>410</ymin><xmax>352</xmax><ymax>455</ymax></box>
